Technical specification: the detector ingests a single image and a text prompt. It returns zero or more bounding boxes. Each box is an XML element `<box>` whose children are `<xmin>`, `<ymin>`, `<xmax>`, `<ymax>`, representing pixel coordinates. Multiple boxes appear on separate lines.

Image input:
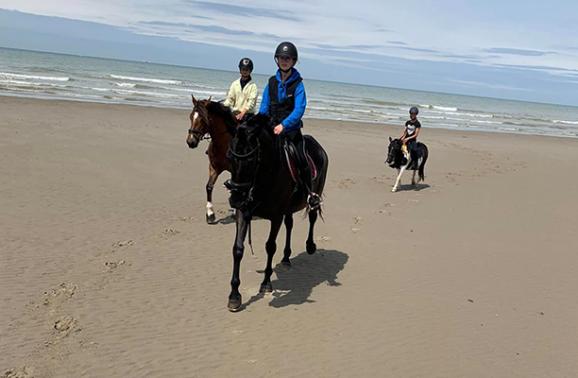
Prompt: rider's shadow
<box><xmin>244</xmin><ymin>249</ymin><xmax>348</xmax><ymax>309</ymax></box>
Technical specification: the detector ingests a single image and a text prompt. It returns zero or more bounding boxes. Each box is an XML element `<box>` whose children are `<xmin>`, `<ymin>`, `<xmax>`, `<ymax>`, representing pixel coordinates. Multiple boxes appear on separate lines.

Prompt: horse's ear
<box><xmin>191</xmin><ymin>94</ymin><xmax>196</xmax><ymax>105</ymax></box>
<box><xmin>389</xmin><ymin>136</ymin><xmax>392</xmax><ymax>142</ymax></box>
<box><xmin>208</xmin><ymin>96</ymin><xmax>212</xmax><ymax>102</ymax></box>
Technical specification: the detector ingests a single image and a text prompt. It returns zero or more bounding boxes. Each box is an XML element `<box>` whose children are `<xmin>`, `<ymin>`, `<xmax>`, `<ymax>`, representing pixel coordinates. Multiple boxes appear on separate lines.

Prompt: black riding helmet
<box><xmin>274</xmin><ymin>41</ymin><xmax>298</xmax><ymax>62</ymax></box>
<box><xmin>238</xmin><ymin>57</ymin><xmax>254</xmax><ymax>72</ymax></box>
<box><xmin>409</xmin><ymin>106</ymin><xmax>419</xmax><ymax>115</ymax></box>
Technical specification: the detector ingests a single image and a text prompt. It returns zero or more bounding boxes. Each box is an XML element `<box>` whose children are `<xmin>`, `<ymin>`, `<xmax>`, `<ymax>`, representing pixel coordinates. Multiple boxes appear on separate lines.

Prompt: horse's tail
<box><xmin>418</xmin><ymin>143</ymin><xmax>428</xmax><ymax>182</ymax></box>
<box><xmin>303</xmin><ymin>135</ymin><xmax>329</xmax><ymax>217</ymax></box>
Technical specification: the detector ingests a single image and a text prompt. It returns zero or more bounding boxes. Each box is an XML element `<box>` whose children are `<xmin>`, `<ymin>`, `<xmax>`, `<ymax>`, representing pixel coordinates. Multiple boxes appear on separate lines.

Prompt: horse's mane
<box><xmin>206</xmin><ymin>100</ymin><xmax>238</xmax><ymax>135</ymax></box>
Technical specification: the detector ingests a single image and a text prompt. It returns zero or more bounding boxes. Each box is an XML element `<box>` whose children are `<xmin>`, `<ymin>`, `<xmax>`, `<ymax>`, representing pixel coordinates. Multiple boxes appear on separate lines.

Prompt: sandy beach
<box><xmin>2</xmin><ymin>96</ymin><xmax>578</xmax><ymax>377</ymax></box>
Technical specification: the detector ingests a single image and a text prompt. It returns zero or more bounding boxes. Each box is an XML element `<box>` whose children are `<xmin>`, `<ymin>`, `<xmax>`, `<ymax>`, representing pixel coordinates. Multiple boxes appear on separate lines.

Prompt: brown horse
<box><xmin>186</xmin><ymin>95</ymin><xmax>237</xmax><ymax>224</ymax></box>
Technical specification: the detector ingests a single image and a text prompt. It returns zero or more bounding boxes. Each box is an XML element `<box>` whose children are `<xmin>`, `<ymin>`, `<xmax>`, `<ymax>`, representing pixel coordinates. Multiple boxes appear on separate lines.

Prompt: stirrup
<box><xmin>307</xmin><ymin>192</ymin><xmax>322</xmax><ymax>210</ymax></box>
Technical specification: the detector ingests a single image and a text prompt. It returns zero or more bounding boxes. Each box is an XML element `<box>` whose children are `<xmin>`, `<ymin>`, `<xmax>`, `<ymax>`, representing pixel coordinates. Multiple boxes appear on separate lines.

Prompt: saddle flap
<box><xmin>283</xmin><ymin>139</ymin><xmax>318</xmax><ymax>184</ymax></box>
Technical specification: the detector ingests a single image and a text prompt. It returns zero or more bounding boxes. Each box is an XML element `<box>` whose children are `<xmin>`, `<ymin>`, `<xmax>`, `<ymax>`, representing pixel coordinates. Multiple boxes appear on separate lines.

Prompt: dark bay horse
<box><xmin>186</xmin><ymin>95</ymin><xmax>237</xmax><ymax>223</ymax></box>
<box><xmin>385</xmin><ymin>137</ymin><xmax>428</xmax><ymax>192</ymax></box>
<box><xmin>224</xmin><ymin>114</ymin><xmax>329</xmax><ymax>311</ymax></box>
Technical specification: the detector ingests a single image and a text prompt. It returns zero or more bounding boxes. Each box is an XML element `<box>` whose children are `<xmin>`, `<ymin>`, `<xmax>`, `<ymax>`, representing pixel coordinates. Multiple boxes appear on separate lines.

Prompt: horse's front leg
<box><xmin>260</xmin><ymin>216</ymin><xmax>283</xmax><ymax>293</ymax></box>
<box><xmin>281</xmin><ymin>213</ymin><xmax>293</xmax><ymax>267</ymax></box>
<box><xmin>228</xmin><ymin>211</ymin><xmax>249</xmax><ymax>311</ymax></box>
<box><xmin>306</xmin><ymin>209</ymin><xmax>318</xmax><ymax>255</ymax></box>
<box><xmin>411</xmin><ymin>169</ymin><xmax>417</xmax><ymax>186</ymax></box>
<box><xmin>392</xmin><ymin>166</ymin><xmax>407</xmax><ymax>192</ymax></box>
<box><xmin>205</xmin><ymin>165</ymin><xmax>219</xmax><ymax>224</ymax></box>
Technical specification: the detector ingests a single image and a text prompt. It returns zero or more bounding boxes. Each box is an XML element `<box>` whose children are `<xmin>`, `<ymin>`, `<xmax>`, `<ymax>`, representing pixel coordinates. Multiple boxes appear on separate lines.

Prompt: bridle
<box><xmin>225</xmin><ymin>137</ymin><xmax>261</xmax><ymax>211</ymax></box>
<box><xmin>188</xmin><ymin>102</ymin><xmax>211</xmax><ymax>141</ymax></box>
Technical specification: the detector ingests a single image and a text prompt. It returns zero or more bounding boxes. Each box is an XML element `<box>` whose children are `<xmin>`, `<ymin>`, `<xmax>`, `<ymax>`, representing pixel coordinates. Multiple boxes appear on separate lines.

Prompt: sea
<box><xmin>2</xmin><ymin>47</ymin><xmax>578</xmax><ymax>138</ymax></box>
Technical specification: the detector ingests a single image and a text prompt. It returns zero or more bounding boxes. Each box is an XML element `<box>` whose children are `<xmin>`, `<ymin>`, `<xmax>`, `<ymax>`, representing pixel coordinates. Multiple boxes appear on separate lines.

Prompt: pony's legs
<box><xmin>306</xmin><ymin>209</ymin><xmax>318</xmax><ymax>255</ymax></box>
<box><xmin>205</xmin><ymin>165</ymin><xmax>219</xmax><ymax>224</ymax></box>
<box><xmin>260</xmin><ymin>216</ymin><xmax>283</xmax><ymax>293</ymax></box>
<box><xmin>228</xmin><ymin>211</ymin><xmax>249</xmax><ymax>311</ymax></box>
<box><xmin>281</xmin><ymin>213</ymin><xmax>293</xmax><ymax>266</ymax></box>
<box><xmin>392</xmin><ymin>166</ymin><xmax>407</xmax><ymax>192</ymax></box>
<box><xmin>411</xmin><ymin>170</ymin><xmax>417</xmax><ymax>186</ymax></box>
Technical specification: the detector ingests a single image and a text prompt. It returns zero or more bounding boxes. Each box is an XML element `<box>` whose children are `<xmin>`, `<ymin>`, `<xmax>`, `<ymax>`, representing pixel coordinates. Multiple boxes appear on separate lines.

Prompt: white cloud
<box><xmin>2</xmin><ymin>0</ymin><xmax>578</xmax><ymax>73</ymax></box>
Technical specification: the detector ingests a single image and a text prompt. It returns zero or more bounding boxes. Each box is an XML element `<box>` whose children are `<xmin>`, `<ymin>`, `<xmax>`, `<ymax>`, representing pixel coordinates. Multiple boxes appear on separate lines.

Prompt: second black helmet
<box><xmin>274</xmin><ymin>42</ymin><xmax>298</xmax><ymax>61</ymax></box>
<box><xmin>238</xmin><ymin>57</ymin><xmax>254</xmax><ymax>72</ymax></box>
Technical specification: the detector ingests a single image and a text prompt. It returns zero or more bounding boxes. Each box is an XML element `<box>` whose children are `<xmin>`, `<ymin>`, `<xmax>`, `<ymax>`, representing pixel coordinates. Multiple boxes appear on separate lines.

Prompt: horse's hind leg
<box><xmin>281</xmin><ymin>213</ymin><xmax>293</xmax><ymax>267</ymax></box>
<box><xmin>306</xmin><ymin>209</ymin><xmax>318</xmax><ymax>255</ymax></box>
<box><xmin>260</xmin><ymin>216</ymin><xmax>283</xmax><ymax>293</ymax></box>
<box><xmin>411</xmin><ymin>170</ymin><xmax>417</xmax><ymax>186</ymax></box>
<box><xmin>205</xmin><ymin>165</ymin><xmax>218</xmax><ymax>224</ymax></box>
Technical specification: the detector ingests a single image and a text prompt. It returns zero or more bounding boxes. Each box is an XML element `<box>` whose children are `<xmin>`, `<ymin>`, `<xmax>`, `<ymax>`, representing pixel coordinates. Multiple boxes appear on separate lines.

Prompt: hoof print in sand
<box><xmin>3</xmin><ymin>366</ymin><xmax>35</xmax><ymax>378</ymax></box>
<box><xmin>42</xmin><ymin>282</ymin><xmax>77</xmax><ymax>306</ymax></box>
<box><xmin>113</xmin><ymin>240</ymin><xmax>134</xmax><ymax>249</ymax></box>
<box><xmin>105</xmin><ymin>260</ymin><xmax>126</xmax><ymax>271</ymax></box>
<box><xmin>54</xmin><ymin>316</ymin><xmax>79</xmax><ymax>336</ymax></box>
<box><xmin>161</xmin><ymin>228</ymin><xmax>180</xmax><ymax>238</ymax></box>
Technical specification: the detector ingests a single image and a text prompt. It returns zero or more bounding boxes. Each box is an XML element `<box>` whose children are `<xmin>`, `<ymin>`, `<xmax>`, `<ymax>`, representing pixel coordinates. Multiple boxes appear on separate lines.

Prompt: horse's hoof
<box><xmin>259</xmin><ymin>282</ymin><xmax>273</xmax><ymax>293</ymax></box>
<box><xmin>281</xmin><ymin>258</ymin><xmax>292</xmax><ymax>268</ymax></box>
<box><xmin>306</xmin><ymin>241</ymin><xmax>317</xmax><ymax>255</ymax></box>
<box><xmin>391</xmin><ymin>188</ymin><xmax>397</xmax><ymax>193</ymax></box>
<box><xmin>228</xmin><ymin>295</ymin><xmax>242</xmax><ymax>312</ymax></box>
<box><xmin>206</xmin><ymin>213</ymin><xmax>217</xmax><ymax>224</ymax></box>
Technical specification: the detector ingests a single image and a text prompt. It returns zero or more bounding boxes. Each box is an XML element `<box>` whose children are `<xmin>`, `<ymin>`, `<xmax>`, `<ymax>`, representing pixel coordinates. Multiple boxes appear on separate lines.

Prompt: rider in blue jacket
<box><xmin>259</xmin><ymin>41</ymin><xmax>319</xmax><ymax>209</ymax></box>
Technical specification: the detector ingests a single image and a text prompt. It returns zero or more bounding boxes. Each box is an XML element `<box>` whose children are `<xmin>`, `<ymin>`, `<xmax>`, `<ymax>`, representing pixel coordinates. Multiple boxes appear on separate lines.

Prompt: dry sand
<box><xmin>1</xmin><ymin>96</ymin><xmax>578</xmax><ymax>377</ymax></box>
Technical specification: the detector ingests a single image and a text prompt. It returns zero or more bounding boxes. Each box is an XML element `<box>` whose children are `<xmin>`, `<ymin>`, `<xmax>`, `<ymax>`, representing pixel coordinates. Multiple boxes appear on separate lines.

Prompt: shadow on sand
<box><xmin>396</xmin><ymin>183</ymin><xmax>430</xmax><ymax>192</ymax></box>
<box><xmin>241</xmin><ymin>249</ymin><xmax>348</xmax><ymax>310</ymax></box>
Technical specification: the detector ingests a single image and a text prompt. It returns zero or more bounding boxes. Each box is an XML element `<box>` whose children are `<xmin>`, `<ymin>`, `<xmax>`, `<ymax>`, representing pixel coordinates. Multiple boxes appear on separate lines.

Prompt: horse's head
<box><xmin>186</xmin><ymin>95</ymin><xmax>211</xmax><ymax>149</ymax></box>
<box><xmin>225</xmin><ymin>114</ymin><xmax>272</xmax><ymax>210</ymax></box>
<box><xmin>386</xmin><ymin>137</ymin><xmax>403</xmax><ymax>167</ymax></box>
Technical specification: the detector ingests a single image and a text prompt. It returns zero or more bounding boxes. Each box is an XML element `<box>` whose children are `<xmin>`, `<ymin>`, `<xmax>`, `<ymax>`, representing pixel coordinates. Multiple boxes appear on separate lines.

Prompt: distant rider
<box><xmin>224</xmin><ymin>58</ymin><xmax>258</xmax><ymax>121</ymax></box>
<box><xmin>400</xmin><ymin>106</ymin><xmax>421</xmax><ymax>167</ymax></box>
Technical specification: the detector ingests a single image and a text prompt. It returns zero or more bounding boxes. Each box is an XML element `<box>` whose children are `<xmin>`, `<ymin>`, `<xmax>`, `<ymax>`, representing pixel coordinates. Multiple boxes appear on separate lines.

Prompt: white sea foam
<box><xmin>113</xmin><ymin>89</ymin><xmax>180</xmax><ymax>98</ymax></box>
<box><xmin>0</xmin><ymin>72</ymin><xmax>71</xmax><ymax>82</ymax></box>
<box><xmin>115</xmin><ymin>82</ymin><xmax>136</xmax><ymax>88</ymax></box>
<box><xmin>109</xmin><ymin>74</ymin><xmax>182</xmax><ymax>85</ymax></box>
<box><xmin>552</xmin><ymin>119</ymin><xmax>578</xmax><ymax>125</ymax></box>
<box><xmin>433</xmin><ymin>105</ymin><xmax>458</xmax><ymax>112</ymax></box>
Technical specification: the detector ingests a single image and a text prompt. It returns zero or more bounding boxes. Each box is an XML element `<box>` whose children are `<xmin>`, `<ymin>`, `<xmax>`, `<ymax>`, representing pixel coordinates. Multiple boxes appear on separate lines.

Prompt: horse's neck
<box><xmin>208</xmin><ymin>117</ymin><xmax>233</xmax><ymax>145</ymax></box>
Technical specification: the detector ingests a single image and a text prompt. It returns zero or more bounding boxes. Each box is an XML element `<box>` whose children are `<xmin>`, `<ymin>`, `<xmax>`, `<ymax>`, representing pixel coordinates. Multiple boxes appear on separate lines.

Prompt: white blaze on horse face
<box><xmin>193</xmin><ymin>112</ymin><xmax>199</xmax><ymax>124</ymax></box>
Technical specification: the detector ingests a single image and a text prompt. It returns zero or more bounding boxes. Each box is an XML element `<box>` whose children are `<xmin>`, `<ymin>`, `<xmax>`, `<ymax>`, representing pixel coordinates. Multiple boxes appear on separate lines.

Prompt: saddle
<box><xmin>283</xmin><ymin>139</ymin><xmax>318</xmax><ymax>184</ymax></box>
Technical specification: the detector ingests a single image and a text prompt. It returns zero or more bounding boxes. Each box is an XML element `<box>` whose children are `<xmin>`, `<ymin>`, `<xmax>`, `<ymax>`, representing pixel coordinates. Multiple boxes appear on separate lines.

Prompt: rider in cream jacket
<box><xmin>224</xmin><ymin>58</ymin><xmax>258</xmax><ymax>121</ymax></box>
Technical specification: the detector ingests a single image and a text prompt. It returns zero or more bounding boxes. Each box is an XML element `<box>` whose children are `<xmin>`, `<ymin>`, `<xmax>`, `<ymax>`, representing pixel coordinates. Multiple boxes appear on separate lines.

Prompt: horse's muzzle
<box><xmin>187</xmin><ymin>136</ymin><xmax>200</xmax><ymax>149</ymax></box>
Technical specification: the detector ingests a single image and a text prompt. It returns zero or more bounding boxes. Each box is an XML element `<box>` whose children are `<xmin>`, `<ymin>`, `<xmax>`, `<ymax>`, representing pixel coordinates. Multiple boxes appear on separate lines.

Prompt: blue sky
<box><xmin>1</xmin><ymin>1</ymin><xmax>578</xmax><ymax>105</ymax></box>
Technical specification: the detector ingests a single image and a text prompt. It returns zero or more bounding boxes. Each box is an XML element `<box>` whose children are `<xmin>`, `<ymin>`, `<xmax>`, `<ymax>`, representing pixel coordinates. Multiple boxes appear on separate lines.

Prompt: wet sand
<box><xmin>2</xmin><ymin>96</ymin><xmax>578</xmax><ymax>377</ymax></box>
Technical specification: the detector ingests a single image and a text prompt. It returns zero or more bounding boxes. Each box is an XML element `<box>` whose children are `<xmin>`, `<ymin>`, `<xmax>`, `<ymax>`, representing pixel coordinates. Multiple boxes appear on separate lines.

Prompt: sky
<box><xmin>1</xmin><ymin>0</ymin><xmax>578</xmax><ymax>105</ymax></box>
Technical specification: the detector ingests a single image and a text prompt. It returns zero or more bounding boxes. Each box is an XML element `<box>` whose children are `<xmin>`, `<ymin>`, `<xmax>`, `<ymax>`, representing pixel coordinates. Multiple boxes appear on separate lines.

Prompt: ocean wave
<box><xmin>433</xmin><ymin>105</ymin><xmax>457</xmax><ymax>112</ymax></box>
<box><xmin>470</xmin><ymin>120</ymin><xmax>502</xmax><ymax>125</ymax></box>
<box><xmin>420</xmin><ymin>104</ymin><xmax>458</xmax><ymax>112</ymax></box>
<box><xmin>0</xmin><ymin>72</ymin><xmax>71</xmax><ymax>82</ymax></box>
<box><xmin>552</xmin><ymin>119</ymin><xmax>578</xmax><ymax>125</ymax></box>
<box><xmin>109</xmin><ymin>74</ymin><xmax>182</xmax><ymax>85</ymax></box>
<box><xmin>115</xmin><ymin>82</ymin><xmax>136</xmax><ymax>88</ymax></box>
<box><xmin>0</xmin><ymin>79</ymin><xmax>69</xmax><ymax>91</ymax></box>
<box><xmin>112</xmin><ymin>89</ymin><xmax>180</xmax><ymax>98</ymax></box>
<box><xmin>459</xmin><ymin>112</ymin><xmax>493</xmax><ymax>118</ymax></box>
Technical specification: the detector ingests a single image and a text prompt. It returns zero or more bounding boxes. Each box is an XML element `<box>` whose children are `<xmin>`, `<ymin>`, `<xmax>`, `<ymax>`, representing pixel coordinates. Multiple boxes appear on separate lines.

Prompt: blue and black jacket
<box><xmin>259</xmin><ymin>68</ymin><xmax>307</xmax><ymax>132</ymax></box>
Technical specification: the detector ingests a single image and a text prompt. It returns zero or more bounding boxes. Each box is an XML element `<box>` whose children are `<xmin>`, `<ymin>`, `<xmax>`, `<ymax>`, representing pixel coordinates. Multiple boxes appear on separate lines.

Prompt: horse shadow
<box><xmin>242</xmin><ymin>249</ymin><xmax>348</xmax><ymax>310</ymax></box>
<box><xmin>396</xmin><ymin>183</ymin><xmax>430</xmax><ymax>192</ymax></box>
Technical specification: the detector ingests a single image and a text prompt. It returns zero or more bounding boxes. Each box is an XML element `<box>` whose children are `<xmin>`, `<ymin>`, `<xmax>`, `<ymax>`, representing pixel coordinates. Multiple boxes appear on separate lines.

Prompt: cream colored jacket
<box><xmin>223</xmin><ymin>79</ymin><xmax>258</xmax><ymax>114</ymax></box>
